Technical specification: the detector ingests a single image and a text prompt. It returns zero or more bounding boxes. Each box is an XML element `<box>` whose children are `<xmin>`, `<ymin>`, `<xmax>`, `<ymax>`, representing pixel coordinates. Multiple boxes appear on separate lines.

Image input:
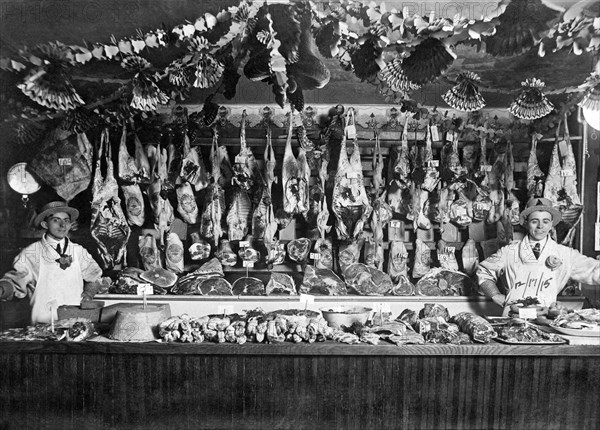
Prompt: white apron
<box><xmin>30</xmin><ymin>241</ymin><xmax>84</xmax><ymax>324</ymax></box>
<box><xmin>502</xmin><ymin>258</ymin><xmax>558</xmax><ymax>317</ymax></box>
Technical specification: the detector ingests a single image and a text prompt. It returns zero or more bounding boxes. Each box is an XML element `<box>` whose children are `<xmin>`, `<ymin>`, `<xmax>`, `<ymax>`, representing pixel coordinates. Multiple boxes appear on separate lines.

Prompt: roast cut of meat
<box><xmin>198</xmin><ymin>277</ymin><xmax>234</xmax><ymax>295</ymax></box>
<box><xmin>215</xmin><ymin>239</ymin><xmax>237</xmax><ymax>266</ymax></box>
<box><xmin>266</xmin><ymin>273</ymin><xmax>298</xmax><ymax>295</ymax></box>
<box><xmin>188</xmin><ymin>233</ymin><xmax>211</xmax><ymax>261</ymax></box>
<box><xmin>418</xmin><ymin>317</ymin><xmax>470</xmax><ymax>344</ymax></box>
<box><xmin>176</xmin><ymin>182</ymin><xmax>198</xmax><ymax>224</ymax></box>
<box><xmin>232</xmin><ymin>277</ymin><xmax>265</xmax><ymax>296</ymax></box>
<box><xmin>192</xmin><ymin>257</ymin><xmax>224</xmax><ymax>277</ymax></box>
<box><xmin>165</xmin><ymin>232</ymin><xmax>184</xmax><ymax>273</ymax></box>
<box><xmin>412</xmin><ymin>238</ymin><xmax>431</xmax><ymax>279</ymax></box>
<box><xmin>388</xmin><ymin>241</ymin><xmax>409</xmax><ymax>282</ymax></box>
<box><xmin>140</xmin><ymin>267</ymin><xmax>178</xmax><ymax>290</ymax></box>
<box><xmin>287</xmin><ymin>238</ymin><xmax>311</xmax><ymax>264</ymax></box>
<box><xmin>415</xmin><ymin>268</ymin><xmax>476</xmax><ymax>296</ymax></box>
<box><xmin>343</xmin><ymin>263</ymin><xmax>393</xmax><ymax>295</ymax></box>
<box><xmin>338</xmin><ymin>240</ymin><xmax>362</xmax><ymax>274</ymax></box>
<box><xmin>121</xmin><ymin>184</ymin><xmax>145</xmax><ymax>227</ymax></box>
<box><xmin>91</xmin><ymin>128</ymin><xmax>131</xmax><ymax>269</ymax></box>
<box><xmin>419</xmin><ymin>303</ymin><xmax>450</xmax><ymax>321</ymax></box>
<box><xmin>450</xmin><ymin>312</ymin><xmax>496</xmax><ymax>343</ymax></box>
<box><xmin>389</xmin><ymin>275</ymin><xmax>415</xmax><ymax>296</ymax></box>
<box><xmin>30</xmin><ymin>129</ymin><xmax>93</xmax><ymax>202</ymax></box>
<box><xmin>238</xmin><ymin>237</ymin><xmax>261</xmax><ymax>263</ymax></box>
<box><xmin>138</xmin><ymin>233</ymin><xmax>161</xmax><ymax>270</ymax></box>
<box><xmin>314</xmin><ymin>238</ymin><xmax>333</xmax><ymax>270</ymax></box>
<box><xmin>299</xmin><ymin>265</ymin><xmax>347</xmax><ymax>295</ymax></box>
<box><xmin>364</xmin><ymin>238</ymin><xmax>384</xmax><ymax>271</ymax></box>
<box><xmin>265</xmin><ymin>241</ymin><xmax>286</xmax><ymax>267</ymax></box>
<box><xmin>450</xmin><ymin>190</ymin><xmax>473</xmax><ymax>227</ymax></box>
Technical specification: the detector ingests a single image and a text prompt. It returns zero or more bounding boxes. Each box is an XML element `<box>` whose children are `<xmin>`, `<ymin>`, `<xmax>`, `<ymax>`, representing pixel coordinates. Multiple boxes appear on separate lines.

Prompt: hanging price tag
<box><xmin>429</xmin><ymin>160</ymin><xmax>440</xmax><ymax>167</ymax></box>
<box><xmin>310</xmin><ymin>253</ymin><xmax>320</xmax><ymax>260</ymax></box>
<box><xmin>239</xmin><ymin>241</ymin><xmax>250</xmax><ymax>248</ymax></box>
<box><xmin>446</xmin><ymin>246</ymin><xmax>456</xmax><ymax>253</ymax></box>
<box><xmin>558</xmin><ymin>139</ymin><xmax>568</xmax><ymax>157</ymax></box>
<box><xmin>430</xmin><ymin>126</ymin><xmax>440</xmax><ymax>142</ymax></box>
<box><xmin>346</xmin><ymin>124</ymin><xmax>356</xmax><ymax>139</ymax></box>
<box><xmin>518</xmin><ymin>307</ymin><xmax>538</xmax><ymax>320</ymax></box>
<box><xmin>390</xmin><ymin>220</ymin><xmax>401</xmax><ymax>228</ymax></box>
<box><xmin>480</xmin><ymin>165</ymin><xmax>493</xmax><ymax>172</ymax></box>
<box><xmin>446</xmin><ymin>131</ymin><xmax>455</xmax><ymax>142</ymax></box>
<box><xmin>346</xmin><ymin>171</ymin><xmax>359</xmax><ymax>179</ymax></box>
<box><xmin>136</xmin><ymin>283</ymin><xmax>154</xmax><ymax>295</ymax></box>
<box><xmin>242</xmin><ymin>261</ymin><xmax>254</xmax><ymax>268</ymax></box>
<box><xmin>58</xmin><ymin>158</ymin><xmax>72</xmax><ymax>166</ymax></box>
<box><xmin>560</xmin><ymin>169</ymin><xmax>573</xmax><ymax>177</ymax></box>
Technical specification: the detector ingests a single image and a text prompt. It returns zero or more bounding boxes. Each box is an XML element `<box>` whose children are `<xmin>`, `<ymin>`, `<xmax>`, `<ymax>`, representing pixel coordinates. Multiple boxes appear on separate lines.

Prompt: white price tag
<box><xmin>446</xmin><ymin>246</ymin><xmax>456</xmax><ymax>253</ymax></box>
<box><xmin>560</xmin><ymin>169</ymin><xmax>573</xmax><ymax>177</ymax></box>
<box><xmin>446</xmin><ymin>131</ymin><xmax>455</xmax><ymax>142</ymax></box>
<box><xmin>518</xmin><ymin>307</ymin><xmax>538</xmax><ymax>319</ymax></box>
<box><xmin>239</xmin><ymin>241</ymin><xmax>250</xmax><ymax>248</ymax></box>
<box><xmin>429</xmin><ymin>160</ymin><xmax>440</xmax><ymax>167</ymax></box>
<box><xmin>58</xmin><ymin>158</ymin><xmax>72</xmax><ymax>166</ymax></box>
<box><xmin>346</xmin><ymin>171</ymin><xmax>359</xmax><ymax>179</ymax></box>
<box><xmin>480</xmin><ymin>164</ymin><xmax>493</xmax><ymax>172</ymax></box>
<box><xmin>346</xmin><ymin>124</ymin><xmax>356</xmax><ymax>139</ymax></box>
<box><xmin>217</xmin><ymin>305</ymin><xmax>234</xmax><ymax>315</ymax></box>
<box><xmin>242</xmin><ymin>261</ymin><xmax>255</xmax><ymax>268</ymax></box>
<box><xmin>430</xmin><ymin>125</ymin><xmax>440</xmax><ymax>142</ymax></box>
<box><xmin>390</xmin><ymin>220</ymin><xmax>401</xmax><ymax>228</ymax></box>
<box><xmin>558</xmin><ymin>139</ymin><xmax>568</xmax><ymax>157</ymax></box>
<box><xmin>310</xmin><ymin>253</ymin><xmax>320</xmax><ymax>260</ymax></box>
<box><xmin>299</xmin><ymin>293</ymin><xmax>315</xmax><ymax>305</ymax></box>
<box><xmin>136</xmin><ymin>283</ymin><xmax>154</xmax><ymax>295</ymax></box>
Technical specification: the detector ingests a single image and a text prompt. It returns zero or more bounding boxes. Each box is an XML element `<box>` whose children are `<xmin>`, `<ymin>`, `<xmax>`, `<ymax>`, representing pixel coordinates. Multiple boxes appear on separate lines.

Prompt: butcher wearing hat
<box><xmin>477</xmin><ymin>197</ymin><xmax>600</xmax><ymax>316</ymax></box>
<box><xmin>0</xmin><ymin>201</ymin><xmax>108</xmax><ymax>324</ymax></box>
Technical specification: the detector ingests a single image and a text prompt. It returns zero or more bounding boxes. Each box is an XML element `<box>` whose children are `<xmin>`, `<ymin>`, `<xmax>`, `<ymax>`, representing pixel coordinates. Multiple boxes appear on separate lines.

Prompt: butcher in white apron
<box><xmin>0</xmin><ymin>201</ymin><xmax>107</xmax><ymax>324</ymax></box>
<box><xmin>477</xmin><ymin>197</ymin><xmax>600</xmax><ymax>316</ymax></box>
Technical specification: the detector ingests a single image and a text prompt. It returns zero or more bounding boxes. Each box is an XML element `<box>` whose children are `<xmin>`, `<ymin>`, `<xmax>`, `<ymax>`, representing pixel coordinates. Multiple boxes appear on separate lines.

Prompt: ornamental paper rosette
<box><xmin>193</xmin><ymin>54</ymin><xmax>224</xmax><ymax>89</ymax></box>
<box><xmin>578</xmin><ymin>72</ymin><xmax>600</xmax><ymax>112</ymax></box>
<box><xmin>17</xmin><ymin>43</ymin><xmax>85</xmax><ymax>111</ymax></box>
<box><xmin>545</xmin><ymin>255</ymin><xmax>562</xmax><ymax>270</ymax></box>
<box><xmin>508</xmin><ymin>78</ymin><xmax>554</xmax><ymax>120</ymax></box>
<box><xmin>131</xmin><ymin>73</ymin><xmax>169</xmax><ymax>112</ymax></box>
<box><xmin>442</xmin><ymin>71</ymin><xmax>486</xmax><ymax>112</ymax></box>
<box><xmin>379</xmin><ymin>58</ymin><xmax>421</xmax><ymax>93</ymax></box>
<box><xmin>401</xmin><ymin>38</ymin><xmax>456</xmax><ymax>85</ymax></box>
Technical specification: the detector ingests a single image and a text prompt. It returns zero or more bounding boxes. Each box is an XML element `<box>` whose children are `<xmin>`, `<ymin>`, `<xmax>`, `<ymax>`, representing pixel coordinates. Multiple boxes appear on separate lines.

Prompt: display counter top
<box><xmin>1</xmin><ymin>339</ymin><xmax>598</xmax><ymax>357</ymax></box>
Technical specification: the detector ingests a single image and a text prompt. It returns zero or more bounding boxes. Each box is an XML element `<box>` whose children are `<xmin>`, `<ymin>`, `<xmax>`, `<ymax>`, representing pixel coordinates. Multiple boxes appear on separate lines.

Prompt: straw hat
<box><xmin>519</xmin><ymin>197</ymin><xmax>562</xmax><ymax>226</ymax></box>
<box><xmin>34</xmin><ymin>201</ymin><xmax>79</xmax><ymax>227</ymax></box>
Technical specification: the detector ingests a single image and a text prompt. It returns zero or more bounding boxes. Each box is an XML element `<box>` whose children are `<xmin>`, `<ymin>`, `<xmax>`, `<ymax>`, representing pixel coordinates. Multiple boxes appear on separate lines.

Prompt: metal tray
<box><xmin>551</xmin><ymin>326</ymin><xmax>600</xmax><ymax>338</ymax></box>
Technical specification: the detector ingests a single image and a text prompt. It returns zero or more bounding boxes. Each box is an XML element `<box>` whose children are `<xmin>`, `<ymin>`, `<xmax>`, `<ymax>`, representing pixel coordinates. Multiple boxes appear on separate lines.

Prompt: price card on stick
<box><xmin>310</xmin><ymin>253</ymin><xmax>320</xmax><ymax>261</ymax></box>
<box><xmin>518</xmin><ymin>308</ymin><xmax>538</xmax><ymax>320</ymax></box>
<box><xmin>239</xmin><ymin>241</ymin><xmax>250</xmax><ymax>248</ymax></box>
<box><xmin>430</xmin><ymin>125</ymin><xmax>440</xmax><ymax>142</ymax></box>
<box><xmin>299</xmin><ymin>294</ymin><xmax>315</xmax><ymax>310</ymax></box>
<box><xmin>218</xmin><ymin>305</ymin><xmax>234</xmax><ymax>316</ymax></box>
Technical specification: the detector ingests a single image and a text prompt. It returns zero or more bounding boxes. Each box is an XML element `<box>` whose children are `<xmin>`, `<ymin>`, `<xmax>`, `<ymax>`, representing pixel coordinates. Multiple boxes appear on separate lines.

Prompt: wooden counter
<box><xmin>1</xmin><ymin>340</ymin><xmax>599</xmax><ymax>430</ymax></box>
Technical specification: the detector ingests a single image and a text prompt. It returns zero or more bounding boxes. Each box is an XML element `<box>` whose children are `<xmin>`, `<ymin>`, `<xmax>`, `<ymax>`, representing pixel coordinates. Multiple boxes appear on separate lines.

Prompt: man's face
<box><xmin>41</xmin><ymin>211</ymin><xmax>72</xmax><ymax>240</ymax></box>
<box><xmin>526</xmin><ymin>210</ymin><xmax>553</xmax><ymax>241</ymax></box>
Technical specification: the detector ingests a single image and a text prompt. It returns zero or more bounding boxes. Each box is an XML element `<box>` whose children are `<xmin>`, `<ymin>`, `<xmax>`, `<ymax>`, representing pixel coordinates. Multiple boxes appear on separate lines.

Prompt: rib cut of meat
<box><xmin>343</xmin><ymin>263</ymin><xmax>393</xmax><ymax>295</ymax></box>
<box><xmin>299</xmin><ymin>265</ymin><xmax>347</xmax><ymax>295</ymax></box>
<box><xmin>266</xmin><ymin>273</ymin><xmax>297</xmax><ymax>295</ymax></box>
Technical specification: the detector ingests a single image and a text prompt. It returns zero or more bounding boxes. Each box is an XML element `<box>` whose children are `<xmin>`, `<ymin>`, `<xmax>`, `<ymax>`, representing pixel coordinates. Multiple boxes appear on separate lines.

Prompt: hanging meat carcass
<box><xmin>147</xmin><ymin>146</ymin><xmax>174</xmax><ymax>245</ymax></box>
<box><xmin>200</xmin><ymin>130</ymin><xmax>225</xmax><ymax>245</ymax></box>
<box><xmin>332</xmin><ymin>110</ymin><xmax>372</xmax><ymax>240</ymax></box>
<box><xmin>422</xmin><ymin>126</ymin><xmax>440</xmax><ymax>192</ymax></box>
<box><xmin>233</xmin><ymin>110</ymin><xmax>260</xmax><ymax>191</ymax></box>
<box><xmin>179</xmin><ymin>134</ymin><xmax>209</xmax><ymax>191</ymax></box>
<box><xmin>282</xmin><ymin>113</ymin><xmax>310</xmax><ymax>215</ymax></box>
<box><xmin>226</xmin><ymin>187</ymin><xmax>252</xmax><ymax>241</ymax></box>
<box><xmin>91</xmin><ymin>128</ymin><xmax>131</xmax><ymax>269</ymax></box>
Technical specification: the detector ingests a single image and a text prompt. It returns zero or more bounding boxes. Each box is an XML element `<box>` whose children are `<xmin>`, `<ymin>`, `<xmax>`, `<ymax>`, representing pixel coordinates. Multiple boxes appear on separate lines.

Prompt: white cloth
<box><xmin>477</xmin><ymin>237</ymin><xmax>600</xmax><ymax>313</ymax></box>
<box><xmin>0</xmin><ymin>236</ymin><xmax>103</xmax><ymax>323</ymax></box>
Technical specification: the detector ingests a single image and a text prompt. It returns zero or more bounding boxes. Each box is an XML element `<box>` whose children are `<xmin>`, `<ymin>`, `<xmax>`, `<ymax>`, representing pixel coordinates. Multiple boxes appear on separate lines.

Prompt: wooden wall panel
<box><xmin>1</xmin><ymin>348</ymin><xmax>599</xmax><ymax>430</ymax></box>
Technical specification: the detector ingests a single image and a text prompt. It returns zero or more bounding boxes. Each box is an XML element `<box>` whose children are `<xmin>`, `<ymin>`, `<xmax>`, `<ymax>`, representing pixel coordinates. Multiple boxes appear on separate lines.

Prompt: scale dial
<box><xmin>7</xmin><ymin>162</ymin><xmax>41</xmax><ymax>195</ymax></box>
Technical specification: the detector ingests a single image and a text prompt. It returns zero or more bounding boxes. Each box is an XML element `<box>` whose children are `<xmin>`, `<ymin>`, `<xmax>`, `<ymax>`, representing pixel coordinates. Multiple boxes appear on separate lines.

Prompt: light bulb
<box><xmin>583</xmin><ymin>107</ymin><xmax>600</xmax><ymax>131</ymax></box>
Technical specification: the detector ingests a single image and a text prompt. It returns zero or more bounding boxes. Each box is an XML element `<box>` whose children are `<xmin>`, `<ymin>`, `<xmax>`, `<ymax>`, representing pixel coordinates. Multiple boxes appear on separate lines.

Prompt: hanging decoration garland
<box><xmin>578</xmin><ymin>72</ymin><xmax>600</xmax><ymax>111</ymax></box>
<box><xmin>509</xmin><ymin>78</ymin><xmax>554</xmax><ymax>120</ymax></box>
<box><xmin>442</xmin><ymin>72</ymin><xmax>486</xmax><ymax>112</ymax></box>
